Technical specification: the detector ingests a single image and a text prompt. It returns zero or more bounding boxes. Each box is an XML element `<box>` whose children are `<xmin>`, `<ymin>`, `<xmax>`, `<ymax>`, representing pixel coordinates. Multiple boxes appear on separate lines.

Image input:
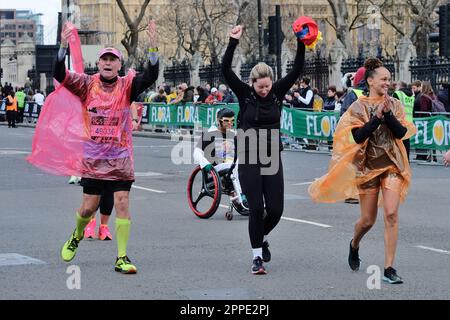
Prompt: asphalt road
<box><xmin>0</xmin><ymin>124</ymin><xmax>449</xmax><ymax>300</ymax></box>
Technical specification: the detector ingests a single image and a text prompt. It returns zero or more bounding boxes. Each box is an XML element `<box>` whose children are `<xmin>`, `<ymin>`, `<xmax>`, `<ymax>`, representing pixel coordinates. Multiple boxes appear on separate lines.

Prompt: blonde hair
<box><xmin>421</xmin><ymin>81</ymin><xmax>434</xmax><ymax>96</ymax></box>
<box><xmin>250</xmin><ymin>63</ymin><xmax>274</xmax><ymax>82</ymax></box>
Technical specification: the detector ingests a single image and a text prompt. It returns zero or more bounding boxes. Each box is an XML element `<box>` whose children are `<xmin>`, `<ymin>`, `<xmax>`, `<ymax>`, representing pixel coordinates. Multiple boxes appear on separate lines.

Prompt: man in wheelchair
<box><xmin>193</xmin><ymin>107</ymin><xmax>248</xmax><ymax>213</ymax></box>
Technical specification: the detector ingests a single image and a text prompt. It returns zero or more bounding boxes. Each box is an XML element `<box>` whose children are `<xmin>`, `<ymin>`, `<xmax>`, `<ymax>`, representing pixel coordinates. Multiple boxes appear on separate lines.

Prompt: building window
<box><xmin>0</xmin><ymin>11</ymin><xmax>14</xmax><ymax>19</ymax></box>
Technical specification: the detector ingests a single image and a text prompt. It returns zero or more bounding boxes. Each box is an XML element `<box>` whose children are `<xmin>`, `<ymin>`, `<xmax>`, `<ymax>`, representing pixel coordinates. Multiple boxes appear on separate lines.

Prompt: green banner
<box><xmin>197</xmin><ymin>103</ymin><xmax>240</xmax><ymax>128</ymax></box>
<box><xmin>281</xmin><ymin>108</ymin><xmax>339</xmax><ymax>141</ymax></box>
<box><xmin>146</xmin><ymin>103</ymin><xmax>199</xmax><ymax>126</ymax></box>
<box><xmin>145</xmin><ymin>103</ymin><xmax>240</xmax><ymax>127</ymax></box>
<box><xmin>411</xmin><ymin>116</ymin><xmax>450</xmax><ymax>151</ymax></box>
<box><xmin>143</xmin><ymin>103</ymin><xmax>450</xmax><ymax>150</ymax></box>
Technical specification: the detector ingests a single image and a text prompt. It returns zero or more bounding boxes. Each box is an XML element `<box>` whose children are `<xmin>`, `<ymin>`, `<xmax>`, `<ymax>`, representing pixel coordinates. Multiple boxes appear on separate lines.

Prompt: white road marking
<box><xmin>0</xmin><ymin>150</ymin><xmax>30</xmax><ymax>155</ymax></box>
<box><xmin>134</xmin><ymin>145</ymin><xmax>174</xmax><ymax>148</ymax></box>
<box><xmin>132</xmin><ymin>185</ymin><xmax>166</xmax><ymax>194</ymax></box>
<box><xmin>134</xmin><ymin>171</ymin><xmax>163</xmax><ymax>177</ymax></box>
<box><xmin>219</xmin><ymin>204</ymin><xmax>229</xmax><ymax>209</ymax></box>
<box><xmin>292</xmin><ymin>181</ymin><xmax>314</xmax><ymax>186</ymax></box>
<box><xmin>416</xmin><ymin>245</ymin><xmax>450</xmax><ymax>255</ymax></box>
<box><xmin>281</xmin><ymin>216</ymin><xmax>332</xmax><ymax>228</ymax></box>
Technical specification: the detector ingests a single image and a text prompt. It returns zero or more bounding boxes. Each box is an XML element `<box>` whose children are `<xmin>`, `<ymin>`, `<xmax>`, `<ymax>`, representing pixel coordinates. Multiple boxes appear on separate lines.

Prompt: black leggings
<box><xmin>98</xmin><ymin>188</ymin><xmax>114</xmax><ymax>216</ymax></box>
<box><xmin>238</xmin><ymin>154</ymin><xmax>284</xmax><ymax>248</ymax></box>
<box><xmin>6</xmin><ymin>110</ymin><xmax>16</xmax><ymax>127</ymax></box>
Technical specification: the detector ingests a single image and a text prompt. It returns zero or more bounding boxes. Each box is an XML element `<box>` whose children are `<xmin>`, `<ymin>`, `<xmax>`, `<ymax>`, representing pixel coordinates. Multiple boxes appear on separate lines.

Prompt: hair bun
<box><xmin>364</xmin><ymin>58</ymin><xmax>383</xmax><ymax>71</ymax></box>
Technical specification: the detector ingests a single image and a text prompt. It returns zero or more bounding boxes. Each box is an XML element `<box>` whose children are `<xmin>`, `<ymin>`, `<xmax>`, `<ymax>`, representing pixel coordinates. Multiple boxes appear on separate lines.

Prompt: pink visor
<box><xmin>98</xmin><ymin>47</ymin><xmax>122</xmax><ymax>60</ymax></box>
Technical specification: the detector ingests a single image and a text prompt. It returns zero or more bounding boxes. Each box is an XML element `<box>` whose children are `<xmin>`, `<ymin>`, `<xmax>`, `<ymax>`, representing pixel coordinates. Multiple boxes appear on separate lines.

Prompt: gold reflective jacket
<box><xmin>309</xmin><ymin>95</ymin><xmax>417</xmax><ymax>204</ymax></box>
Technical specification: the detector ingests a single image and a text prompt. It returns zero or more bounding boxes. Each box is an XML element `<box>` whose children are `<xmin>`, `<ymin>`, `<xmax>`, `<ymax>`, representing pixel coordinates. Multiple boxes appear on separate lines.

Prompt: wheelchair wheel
<box><xmin>187</xmin><ymin>166</ymin><xmax>222</xmax><ymax>219</ymax></box>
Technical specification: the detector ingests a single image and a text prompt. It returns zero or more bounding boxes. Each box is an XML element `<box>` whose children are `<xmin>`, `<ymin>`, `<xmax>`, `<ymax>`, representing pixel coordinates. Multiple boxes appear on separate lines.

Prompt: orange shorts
<box><xmin>357</xmin><ymin>167</ymin><xmax>403</xmax><ymax>195</ymax></box>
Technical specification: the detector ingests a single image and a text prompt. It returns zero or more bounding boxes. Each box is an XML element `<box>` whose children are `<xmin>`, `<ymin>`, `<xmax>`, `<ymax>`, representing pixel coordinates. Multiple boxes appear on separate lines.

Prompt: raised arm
<box><xmin>273</xmin><ymin>40</ymin><xmax>305</xmax><ymax>97</ymax></box>
<box><xmin>53</xmin><ymin>25</ymin><xmax>72</xmax><ymax>83</ymax></box>
<box><xmin>131</xmin><ymin>20</ymin><xmax>159</xmax><ymax>102</ymax></box>
<box><xmin>221</xmin><ymin>25</ymin><xmax>249</xmax><ymax>98</ymax></box>
<box><xmin>53</xmin><ymin>23</ymin><xmax>89</xmax><ymax>100</ymax></box>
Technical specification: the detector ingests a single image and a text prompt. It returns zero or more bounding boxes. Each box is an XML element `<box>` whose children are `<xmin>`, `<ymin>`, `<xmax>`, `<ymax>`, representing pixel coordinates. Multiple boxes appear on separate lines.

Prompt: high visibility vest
<box><xmin>6</xmin><ymin>96</ymin><xmax>18</xmax><ymax>112</ymax></box>
<box><xmin>394</xmin><ymin>90</ymin><xmax>414</xmax><ymax>123</ymax></box>
<box><xmin>15</xmin><ymin>91</ymin><xmax>26</xmax><ymax>109</ymax></box>
<box><xmin>352</xmin><ymin>88</ymin><xmax>364</xmax><ymax>98</ymax></box>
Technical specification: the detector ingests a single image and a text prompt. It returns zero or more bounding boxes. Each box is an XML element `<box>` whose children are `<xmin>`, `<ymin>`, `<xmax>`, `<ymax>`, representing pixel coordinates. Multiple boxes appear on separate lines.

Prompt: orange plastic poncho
<box><xmin>27</xmin><ymin>24</ymin><xmax>137</xmax><ymax>180</ymax></box>
<box><xmin>308</xmin><ymin>96</ymin><xmax>417</xmax><ymax>204</ymax></box>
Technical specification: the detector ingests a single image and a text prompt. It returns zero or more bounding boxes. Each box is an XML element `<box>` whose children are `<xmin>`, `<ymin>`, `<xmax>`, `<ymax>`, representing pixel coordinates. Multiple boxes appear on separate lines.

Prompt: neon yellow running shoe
<box><xmin>61</xmin><ymin>230</ymin><xmax>82</xmax><ymax>262</ymax></box>
<box><xmin>115</xmin><ymin>256</ymin><xmax>137</xmax><ymax>274</ymax></box>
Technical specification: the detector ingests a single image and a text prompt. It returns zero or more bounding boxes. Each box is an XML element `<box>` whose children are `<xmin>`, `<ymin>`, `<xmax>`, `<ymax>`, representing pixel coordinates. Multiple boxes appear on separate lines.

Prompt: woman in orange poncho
<box><xmin>309</xmin><ymin>58</ymin><xmax>416</xmax><ymax>284</ymax></box>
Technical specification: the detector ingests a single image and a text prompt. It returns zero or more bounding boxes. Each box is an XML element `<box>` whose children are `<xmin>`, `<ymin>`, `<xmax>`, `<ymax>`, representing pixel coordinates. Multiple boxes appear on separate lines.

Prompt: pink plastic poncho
<box><xmin>27</xmin><ymin>24</ymin><xmax>137</xmax><ymax>181</ymax></box>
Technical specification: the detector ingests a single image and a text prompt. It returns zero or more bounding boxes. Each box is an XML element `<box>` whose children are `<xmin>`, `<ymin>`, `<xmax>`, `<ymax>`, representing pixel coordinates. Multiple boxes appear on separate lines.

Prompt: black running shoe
<box><xmin>383</xmin><ymin>267</ymin><xmax>403</xmax><ymax>284</ymax></box>
<box><xmin>348</xmin><ymin>239</ymin><xmax>361</xmax><ymax>271</ymax></box>
<box><xmin>262</xmin><ymin>241</ymin><xmax>271</xmax><ymax>263</ymax></box>
<box><xmin>251</xmin><ymin>257</ymin><xmax>266</xmax><ymax>275</ymax></box>
<box><xmin>345</xmin><ymin>198</ymin><xmax>359</xmax><ymax>204</ymax></box>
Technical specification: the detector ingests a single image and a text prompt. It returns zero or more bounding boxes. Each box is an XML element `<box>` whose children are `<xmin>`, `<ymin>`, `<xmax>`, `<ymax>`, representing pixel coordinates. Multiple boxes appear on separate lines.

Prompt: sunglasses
<box><xmin>220</xmin><ymin>118</ymin><xmax>234</xmax><ymax>124</ymax></box>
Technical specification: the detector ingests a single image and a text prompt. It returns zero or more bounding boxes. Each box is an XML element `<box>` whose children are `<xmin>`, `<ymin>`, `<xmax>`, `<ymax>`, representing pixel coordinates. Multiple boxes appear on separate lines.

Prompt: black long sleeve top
<box><xmin>221</xmin><ymin>38</ymin><xmax>305</xmax><ymax>131</ymax></box>
<box><xmin>351</xmin><ymin>110</ymin><xmax>407</xmax><ymax>144</ymax></box>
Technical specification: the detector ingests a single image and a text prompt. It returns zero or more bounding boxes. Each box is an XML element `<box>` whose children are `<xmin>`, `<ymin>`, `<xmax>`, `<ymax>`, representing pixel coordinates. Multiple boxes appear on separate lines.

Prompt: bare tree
<box><xmin>116</xmin><ymin>0</ymin><xmax>151</xmax><ymax>68</ymax></box>
<box><xmin>160</xmin><ymin>0</ymin><xmax>205</xmax><ymax>62</ymax></box>
<box><xmin>326</xmin><ymin>0</ymin><xmax>367</xmax><ymax>54</ymax></box>
<box><xmin>162</xmin><ymin>0</ymin><xmax>240</xmax><ymax>64</ymax></box>
<box><xmin>370</xmin><ymin>0</ymin><xmax>441</xmax><ymax>57</ymax></box>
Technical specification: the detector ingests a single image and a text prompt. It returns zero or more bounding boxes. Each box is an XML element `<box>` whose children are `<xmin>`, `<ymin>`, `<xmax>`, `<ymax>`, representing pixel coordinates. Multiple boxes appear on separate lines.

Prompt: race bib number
<box><xmin>90</xmin><ymin>116</ymin><xmax>120</xmax><ymax>142</ymax></box>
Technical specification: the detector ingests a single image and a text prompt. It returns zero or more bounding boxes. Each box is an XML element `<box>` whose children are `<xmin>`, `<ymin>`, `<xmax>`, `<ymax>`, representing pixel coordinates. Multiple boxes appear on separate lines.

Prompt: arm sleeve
<box><xmin>53</xmin><ymin>47</ymin><xmax>67</xmax><ymax>83</ymax></box>
<box><xmin>351</xmin><ymin>116</ymin><xmax>382</xmax><ymax>144</ymax></box>
<box><xmin>221</xmin><ymin>38</ymin><xmax>249</xmax><ymax>98</ymax></box>
<box><xmin>273</xmin><ymin>40</ymin><xmax>306</xmax><ymax>97</ymax></box>
<box><xmin>130</xmin><ymin>60</ymin><xmax>159</xmax><ymax>103</ymax></box>
<box><xmin>383</xmin><ymin>110</ymin><xmax>407</xmax><ymax>139</ymax></box>
<box><xmin>298</xmin><ymin>90</ymin><xmax>313</xmax><ymax>105</ymax></box>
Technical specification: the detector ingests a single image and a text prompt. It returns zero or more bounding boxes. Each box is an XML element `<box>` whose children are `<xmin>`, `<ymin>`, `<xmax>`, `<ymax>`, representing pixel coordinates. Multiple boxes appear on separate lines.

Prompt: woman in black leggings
<box><xmin>222</xmin><ymin>25</ymin><xmax>305</xmax><ymax>274</ymax></box>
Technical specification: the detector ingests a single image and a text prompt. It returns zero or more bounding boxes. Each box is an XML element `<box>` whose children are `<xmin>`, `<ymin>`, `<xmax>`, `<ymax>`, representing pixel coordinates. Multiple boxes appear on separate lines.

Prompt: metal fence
<box><xmin>199</xmin><ymin>63</ymin><xmax>224</xmax><ymax>88</ymax></box>
<box><xmin>286</xmin><ymin>57</ymin><xmax>329</xmax><ymax>95</ymax></box>
<box><xmin>163</xmin><ymin>61</ymin><xmax>191</xmax><ymax>87</ymax></box>
<box><xmin>410</xmin><ymin>55</ymin><xmax>450</xmax><ymax>89</ymax></box>
<box><xmin>341</xmin><ymin>56</ymin><xmax>396</xmax><ymax>80</ymax></box>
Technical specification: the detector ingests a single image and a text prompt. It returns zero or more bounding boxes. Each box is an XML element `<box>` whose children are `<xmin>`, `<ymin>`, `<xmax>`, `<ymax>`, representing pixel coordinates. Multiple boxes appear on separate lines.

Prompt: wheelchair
<box><xmin>187</xmin><ymin>165</ymin><xmax>249</xmax><ymax>220</ymax></box>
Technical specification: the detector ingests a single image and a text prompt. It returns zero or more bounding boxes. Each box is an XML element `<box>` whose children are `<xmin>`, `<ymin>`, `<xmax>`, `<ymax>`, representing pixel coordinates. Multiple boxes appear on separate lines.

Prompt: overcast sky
<box><xmin>1</xmin><ymin>0</ymin><xmax>61</xmax><ymax>44</ymax></box>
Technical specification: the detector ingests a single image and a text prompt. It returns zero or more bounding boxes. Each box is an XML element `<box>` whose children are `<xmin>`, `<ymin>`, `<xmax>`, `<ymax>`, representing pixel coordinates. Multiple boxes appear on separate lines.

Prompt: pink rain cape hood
<box><xmin>27</xmin><ymin>24</ymin><xmax>95</xmax><ymax>176</ymax></box>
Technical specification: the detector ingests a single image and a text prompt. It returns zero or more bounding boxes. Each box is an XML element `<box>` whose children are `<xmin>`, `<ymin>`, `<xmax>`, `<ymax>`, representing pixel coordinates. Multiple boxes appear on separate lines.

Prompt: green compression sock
<box><xmin>115</xmin><ymin>218</ymin><xmax>131</xmax><ymax>258</ymax></box>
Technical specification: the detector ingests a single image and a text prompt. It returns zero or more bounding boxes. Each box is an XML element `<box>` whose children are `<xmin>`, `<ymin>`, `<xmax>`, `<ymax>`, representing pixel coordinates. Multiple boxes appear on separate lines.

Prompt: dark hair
<box><xmin>217</xmin><ymin>107</ymin><xmax>235</xmax><ymax>119</ymax></box>
<box><xmin>335</xmin><ymin>91</ymin><xmax>345</xmax><ymax>98</ymax></box>
<box><xmin>196</xmin><ymin>86</ymin><xmax>205</xmax><ymax>95</ymax></box>
<box><xmin>328</xmin><ymin>85</ymin><xmax>337</xmax><ymax>93</ymax></box>
<box><xmin>301</xmin><ymin>77</ymin><xmax>310</xmax><ymax>85</ymax></box>
<box><xmin>364</xmin><ymin>58</ymin><xmax>384</xmax><ymax>83</ymax></box>
<box><xmin>398</xmin><ymin>81</ymin><xmax>407</xmax><ymax>89</ymax></box>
